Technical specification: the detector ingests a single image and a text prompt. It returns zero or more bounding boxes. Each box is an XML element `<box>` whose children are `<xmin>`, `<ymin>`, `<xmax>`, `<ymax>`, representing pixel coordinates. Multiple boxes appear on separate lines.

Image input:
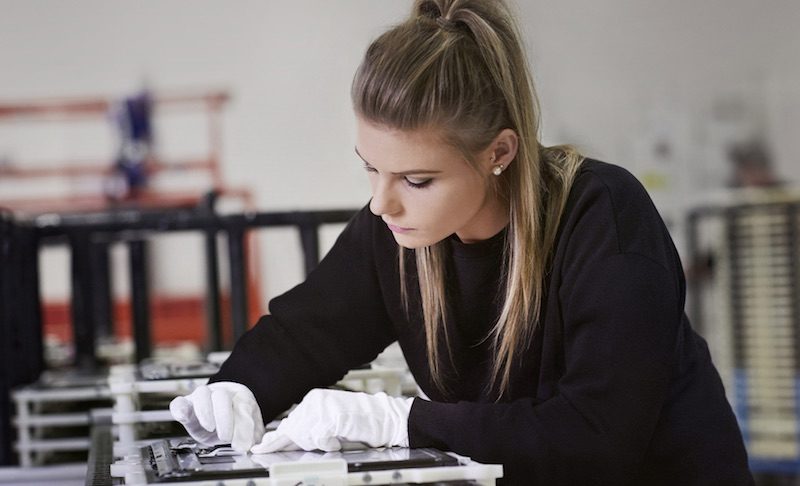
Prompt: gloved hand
<box><xmin>169</xmin><ymin>381</ymin><xmax>265</xmax><ymax>452</ymax></box>
<box><xmin>251</xmin><ymin>389</ymin><xmax>414</xmax><ymax>453</ymax></box>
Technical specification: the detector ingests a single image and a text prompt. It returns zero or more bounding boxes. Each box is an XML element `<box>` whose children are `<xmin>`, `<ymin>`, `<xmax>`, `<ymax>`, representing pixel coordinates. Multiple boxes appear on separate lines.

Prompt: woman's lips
<box><xmin>385</xmin><ymin>222</ymin><xmax>413</xmax><ymax>234</ymax></box>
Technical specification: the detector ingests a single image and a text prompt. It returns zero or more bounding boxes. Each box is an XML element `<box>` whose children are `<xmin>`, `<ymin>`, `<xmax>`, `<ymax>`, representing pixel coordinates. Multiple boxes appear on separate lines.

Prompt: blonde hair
<box><xmin>352</xmin><ymin>0</ymin><xmax>584</xmax><ymax>399</ymax></box>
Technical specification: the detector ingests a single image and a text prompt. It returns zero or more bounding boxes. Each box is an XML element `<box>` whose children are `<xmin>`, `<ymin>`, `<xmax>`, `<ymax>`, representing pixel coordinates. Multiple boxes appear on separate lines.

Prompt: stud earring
<box><xmin>492</xmin><ymin>164</ymin><xmax>504</xmax><ymax>176</ymax></box>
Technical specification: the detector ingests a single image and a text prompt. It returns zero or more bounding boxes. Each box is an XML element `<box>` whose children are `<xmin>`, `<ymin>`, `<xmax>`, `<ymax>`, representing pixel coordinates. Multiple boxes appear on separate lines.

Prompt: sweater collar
<box><xmin>447</xmin><ymin>226</ymin><xmax>507</xmax><ymax>258</ymax></box>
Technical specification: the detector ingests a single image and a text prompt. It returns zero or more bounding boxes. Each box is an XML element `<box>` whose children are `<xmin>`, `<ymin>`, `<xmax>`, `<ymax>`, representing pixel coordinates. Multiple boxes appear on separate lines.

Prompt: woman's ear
<box><xmin>485</xmin><ymin>129</ymin><xmax>519</xmax><ymax>174</ymax></box>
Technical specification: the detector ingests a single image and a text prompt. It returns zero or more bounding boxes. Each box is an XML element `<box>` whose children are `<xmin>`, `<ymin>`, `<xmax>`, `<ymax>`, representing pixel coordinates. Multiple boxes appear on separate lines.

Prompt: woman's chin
<box><xmin>392</xmin><ymin>232</ymin><xmax>440</xmax><ymax>250</ymax></box>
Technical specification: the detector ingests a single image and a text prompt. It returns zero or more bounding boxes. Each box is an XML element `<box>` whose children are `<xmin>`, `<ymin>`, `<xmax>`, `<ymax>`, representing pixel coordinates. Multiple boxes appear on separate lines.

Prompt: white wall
<box><xmin>1</xmin><ymin>0</ymin><xmax>798</xmax><ymax>307</ymax></box>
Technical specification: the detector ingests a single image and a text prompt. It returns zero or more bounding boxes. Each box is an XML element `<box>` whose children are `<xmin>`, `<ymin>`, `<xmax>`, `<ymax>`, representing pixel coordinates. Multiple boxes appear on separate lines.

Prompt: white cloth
<box><xmin>169</xmin><ymin>381</ymin><xmax>265</xmax><ymax>452</ymax></box>
<box><xmin>251</xmin><ymin>389</ymin><xmax>414</xmax><ymax>453</ymax></box>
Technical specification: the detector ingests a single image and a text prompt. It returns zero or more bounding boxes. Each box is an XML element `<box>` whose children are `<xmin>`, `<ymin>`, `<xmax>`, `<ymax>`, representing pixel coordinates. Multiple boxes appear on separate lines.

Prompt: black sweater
<box><xmin>211</xmin><ymin>159</ymin><xmax>753</xmax><ymax>485</ymax></box>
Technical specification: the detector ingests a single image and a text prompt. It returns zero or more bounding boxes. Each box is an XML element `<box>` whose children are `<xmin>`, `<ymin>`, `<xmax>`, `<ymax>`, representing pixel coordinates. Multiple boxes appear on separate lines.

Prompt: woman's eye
<box><xmin>362</xmin><ymin>164</ymin><xmax>431</xmax><ymax>188</ymax></box>
<box><xmin>404</xmin><ymin>177</ymin><xmax>432</xmax><ymax>189</ymax></box>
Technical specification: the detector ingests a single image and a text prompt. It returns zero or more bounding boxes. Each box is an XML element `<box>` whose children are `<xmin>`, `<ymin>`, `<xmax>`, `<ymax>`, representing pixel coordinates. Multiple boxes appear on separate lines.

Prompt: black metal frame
<box><xmin>33</xmin><ymin>206</ymin><xmax>358</xmax><ymax>364</ymax></box>
<box><xmin>0</xmin><ymin>204</ymin><xmax>357</xmax><ymax>465</ymax></box>
<box><xmin>0</xmin><ymin>213</ymin><xmax>44</xmax><ymax>465</ymax></box>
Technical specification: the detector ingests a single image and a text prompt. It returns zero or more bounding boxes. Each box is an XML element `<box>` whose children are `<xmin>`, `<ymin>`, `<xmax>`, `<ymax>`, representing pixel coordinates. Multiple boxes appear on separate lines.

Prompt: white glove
<box><xmin>169</xmin><ymin>381</ymin><xmax>265</xmax><ymax>452</ymax></box>
<box><xmin>251</xmin><ymin>389</ymin><xmax>413</xmax><ymax>454</ymax></box>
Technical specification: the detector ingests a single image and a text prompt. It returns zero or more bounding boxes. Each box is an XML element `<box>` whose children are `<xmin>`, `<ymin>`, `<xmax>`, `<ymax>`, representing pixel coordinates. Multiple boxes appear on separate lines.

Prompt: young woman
<box><xmin>171</xmin><ymin>1</ymin><xmax>753</xmax><ymax>483</ymax></box>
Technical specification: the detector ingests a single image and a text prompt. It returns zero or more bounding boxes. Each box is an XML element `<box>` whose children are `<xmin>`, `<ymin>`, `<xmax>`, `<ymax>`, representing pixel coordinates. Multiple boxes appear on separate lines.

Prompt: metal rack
<box><xmin>687</xmin><ymin>195</ymin><xmax>800</xmax><ymax>474</ymax></box>
<box><xmin>2</xmin><ymin>207</ymin><xmax>358</xmax><ymax>467</ymax></box>
<box><xmin>11</xmin><ymin>370</ymin><xmax>112</xmax><ymax>467</ymax></box>
<box><xmin>31</xmin><ymin>207</ymin><xmax>359</xmax><ymax>361</ymax></box>
<box><xmin>0</xmin><ymin>89</ymin><xmax>259</xmax><ymax>365</ymax></box>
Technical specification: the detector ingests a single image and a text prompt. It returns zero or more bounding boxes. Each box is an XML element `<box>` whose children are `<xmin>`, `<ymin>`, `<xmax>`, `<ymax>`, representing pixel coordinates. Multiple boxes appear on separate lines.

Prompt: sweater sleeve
<box><xmin>409</xmin><ymin>253</ymin><xmax>679</xmax><ymax>484</ymax></box>
<box><xmin>408</xmin><ymin>169</ymin><xmax>684</xmax><ymax>484</ymax></box>
<box><xmin>210</xmin><ymin>206</ymin><xmax>397</xmax><ymax>421</ymax></box>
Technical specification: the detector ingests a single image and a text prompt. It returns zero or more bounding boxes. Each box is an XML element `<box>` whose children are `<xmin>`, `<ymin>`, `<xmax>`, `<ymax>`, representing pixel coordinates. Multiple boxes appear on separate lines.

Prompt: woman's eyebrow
<box><xmin>354</xmin><ymin>146</ymin><xmax>442</xmax><ymax>176</ymax></box>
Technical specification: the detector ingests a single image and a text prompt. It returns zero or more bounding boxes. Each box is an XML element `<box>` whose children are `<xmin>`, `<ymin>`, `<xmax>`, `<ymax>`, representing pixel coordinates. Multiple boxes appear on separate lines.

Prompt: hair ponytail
<box><xmin>353</xmin><ymin>0</ymin><xmax>584</xmax><ymax>399</ymax></box>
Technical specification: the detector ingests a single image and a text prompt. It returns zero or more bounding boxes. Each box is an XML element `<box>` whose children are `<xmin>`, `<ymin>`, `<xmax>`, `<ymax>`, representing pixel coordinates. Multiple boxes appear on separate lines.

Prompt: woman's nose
<box><xmin>369</xmin><ymin>179</ymin><xmax>400</xmax><ymax>217</ymax></box>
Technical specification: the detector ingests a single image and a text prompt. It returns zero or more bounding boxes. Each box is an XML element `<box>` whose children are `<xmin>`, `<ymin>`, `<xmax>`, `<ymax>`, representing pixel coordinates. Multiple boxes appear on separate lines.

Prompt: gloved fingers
<box><xmin>256</xmin><ymin>416</ymin><xmax>336</xmax><ymax>453</ymax></box>
<box><xmin>186</xmin><ymin>424</ymin><xmax>224</xmax><ymax>447</ymax></box>
<box><xmin>250</xmin><ymin>431</ymin><xmax>300</xmax><ymax>454</ymax></box>
<box><xmin>307</xmin><ymin>421</ymin><xmax>342</xmax><ymax>452</ymax></box>
<box><xmin>249</xmin><ymin>401</ymin><xmax>266</xmax><ymax>440</ymax></box>
<box><xmin>191</xmin><ymin>386</ymin><xmax>217</xmax><ymax>433</ymax></box>
<box><xmin>230</xmin><ymin>399</ymin><xmax>257</xmax><ymax>452</ymax></box>
<box><xmin>230</xmin><ymin>430</ymin><xmax>252</xmax><ymax>453</ymax></box>
<box><xmin>211</xmin><ymin>388</ymin><xmax>234</xmax><ymax>443</ymax></box>
<box><xmin>252</xmin><ymin>414</ymin><xmax>266</xmax><ymax>447</ymax></box>
<box><xmin>170</xmin><ymin>396</ymin><xmax>222</xmax><ymax>445</ymax></box>
<box><xmin>337</xmin><ymin>414</ymin><xmax>387</xmax><ymax>448</ymax></box>
<box><xmin>315</xmin><ymin>435</ymin><xmax>342</xmax><ymax>452</ymax></box>
<box><xmin>169</xmin><ymin>396</ymin><xmax>193</xmax><ymax>424</ymax></box>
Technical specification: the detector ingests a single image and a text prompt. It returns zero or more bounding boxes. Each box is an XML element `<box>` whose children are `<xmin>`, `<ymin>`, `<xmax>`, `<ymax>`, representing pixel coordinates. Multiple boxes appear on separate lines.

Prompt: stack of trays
<box><xmin>12</xmin><ymin>369</ymin><xmax>112</xmax><ymax>467</ymax></box>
